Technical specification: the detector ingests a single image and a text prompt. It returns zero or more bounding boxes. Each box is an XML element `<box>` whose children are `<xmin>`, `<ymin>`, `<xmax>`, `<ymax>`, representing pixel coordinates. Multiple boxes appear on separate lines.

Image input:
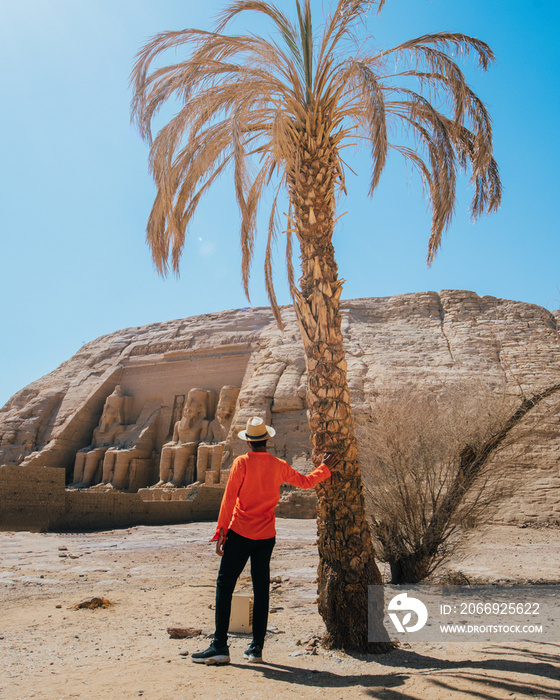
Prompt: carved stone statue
<box><xmin>166</xmin><ymin>394</ymin><xmax>185</xmax><ymax>441</ymax></box>
<box><xmin>196</xmin><ymin>385</ymin><xmax>239</xmax><ymax>483</ymax></box>
<box><xmin>69</xmin><ymin>386</ymin><xmax>127</xmax><ymax>489</ymax></box>
<box><xmin>93</xmin><ymin>399</ymin><xmax>161</xmax><ymax>491</ymax></box>
<box><xmin>154</xmin><ymin>388</ymin><xmax>212</xmax><ymax>487</ymax></box>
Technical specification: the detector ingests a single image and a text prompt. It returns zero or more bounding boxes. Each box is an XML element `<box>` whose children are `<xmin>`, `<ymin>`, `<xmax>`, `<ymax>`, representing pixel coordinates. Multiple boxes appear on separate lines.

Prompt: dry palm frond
<box><xmin>131</xmin><ymin>0</ymin><xmax>501</xmax><ymax>311</ymax></box>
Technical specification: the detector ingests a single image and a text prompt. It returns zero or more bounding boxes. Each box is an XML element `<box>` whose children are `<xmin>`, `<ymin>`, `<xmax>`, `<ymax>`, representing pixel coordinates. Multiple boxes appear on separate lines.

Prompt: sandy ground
<box><xmin>1</xmin><ymin>519</ymin><xmax>559</xmax><ymax>700</ymax></box>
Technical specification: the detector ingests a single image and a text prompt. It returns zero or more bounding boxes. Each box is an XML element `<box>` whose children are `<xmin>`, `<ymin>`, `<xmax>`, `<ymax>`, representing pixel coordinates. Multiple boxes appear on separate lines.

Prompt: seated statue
<box><xmin>196</xmin><ymin>385</ymin><xmax>239</xmax><ymax>482</ymax></box>
<box><xmin>93</xmin><ymin>399</ymin><xmax>161</xmax><ymax>491</ymax></box>
<box><xmin>154</xmin><ymin>388</ymin><xmax>212</xmax><ymax>487</ymax></box>
<box><xmin>69</xmin><ymin>386</ymin><xmax>127</xmax><ymax>489</ymax></box>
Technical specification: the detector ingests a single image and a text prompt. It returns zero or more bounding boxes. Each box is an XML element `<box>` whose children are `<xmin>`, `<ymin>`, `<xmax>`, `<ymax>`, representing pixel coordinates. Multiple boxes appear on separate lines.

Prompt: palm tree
<box><xmin>130</xmin><ymin>0</ymin><xmax>501</xmax><ymax>652</ymax></box>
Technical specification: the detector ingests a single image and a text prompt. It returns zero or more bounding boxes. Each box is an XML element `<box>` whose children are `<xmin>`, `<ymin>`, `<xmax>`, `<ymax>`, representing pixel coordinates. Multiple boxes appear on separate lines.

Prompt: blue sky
<box><xmin>1</xmin><ymin>0</ymin><xmax>559</xmax><ymax>408</ymax></box>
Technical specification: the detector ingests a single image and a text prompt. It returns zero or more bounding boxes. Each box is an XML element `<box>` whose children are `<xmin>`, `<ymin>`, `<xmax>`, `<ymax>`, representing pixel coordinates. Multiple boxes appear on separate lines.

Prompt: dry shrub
<box><xmin>358</xmin><ymin>385</ymin><xmax>524</xmax><ymax>583</ymax></box>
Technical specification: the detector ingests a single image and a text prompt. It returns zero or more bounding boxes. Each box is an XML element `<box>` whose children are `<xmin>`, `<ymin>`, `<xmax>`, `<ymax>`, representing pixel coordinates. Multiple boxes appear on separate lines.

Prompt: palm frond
<box><xmin>264</xmin><ymin>189</ymin><xmax>283</xmax><ymax>327</ymax></box>
<box><xmin>285</xmin><ymin>204</ymin><xmax>297</xmax><ymax>299</ymax></box>
<box><xmin>295</xmin><ymin>0</ymin><xmax>313</xmax><ymax>103</ymax></box>
<box><xmin>345</xmin><ymin>60</ymin><xmax>388</xmax><ymax>194</ymax></box>
<box><xmin>319</xmin><ymin>1</ymin><xmax>385</xmax><ymax>68</ymax></box>
<box><xmin>131</xmin><ymin>0</ymin><xmax>501</xmax><ymax>308</ymax></box>
<box><xmin>216</xmin><ymin>1</ymin><xmax>306</xmax><ymax>88</ymax></box>
<box><xmin>374</xmin><ymin>32</ymin><xmax>495</xmax><ymax>71</ymax></box>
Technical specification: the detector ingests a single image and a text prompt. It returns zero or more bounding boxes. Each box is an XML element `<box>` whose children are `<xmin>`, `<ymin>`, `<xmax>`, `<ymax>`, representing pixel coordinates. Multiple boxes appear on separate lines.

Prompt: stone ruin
<box><xmin>66</xmin><ymin>383</ymin><xmax>240</xmax><ymax>494</ymax></box>
<box><xmin>1</xmin><ymin>291</ymin><xmax>560</xmax><ymax>530</ymax></box>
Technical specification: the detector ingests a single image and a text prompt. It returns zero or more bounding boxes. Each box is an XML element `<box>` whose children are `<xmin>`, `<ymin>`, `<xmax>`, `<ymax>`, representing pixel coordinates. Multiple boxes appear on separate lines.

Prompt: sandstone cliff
<box><xmin>1</xmin><ymin>291</ymin><xmax>559</xmax><ymax>524</ymax></box>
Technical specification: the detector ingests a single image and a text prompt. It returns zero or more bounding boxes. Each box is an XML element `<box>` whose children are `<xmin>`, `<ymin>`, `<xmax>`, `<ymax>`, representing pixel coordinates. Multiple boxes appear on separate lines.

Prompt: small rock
<box><xmin>58</xmin><ymin>546</ymin><xmax>68</xmax><ymax>551</ymax></box>
<box><xmin>55</xmin><ymin>604</ymin><xmax>62</xmax><ymax>609</ymax></box>
<box><xmin>58</xmin><ymin>553</ymin><xmax>67</xmax><ymax>558</ymax></box>
<box><xmin>290</xmin><ymin>650</ymin><xmax>303</xmax><ymax>657</ymax></box>
<box><xmin>167</xmin><ymin>626</ymin><xmax>202</xmax><ymax>639</ymax></box>
<box><xmin>75</xmin><ymin>597</ymin><xmax>113</xmax><ymax>609</ymax></box>
<box><xmin>179</xmin><ymin>650</ymin><xmax>189</xmax><ymax>657</ymax></box>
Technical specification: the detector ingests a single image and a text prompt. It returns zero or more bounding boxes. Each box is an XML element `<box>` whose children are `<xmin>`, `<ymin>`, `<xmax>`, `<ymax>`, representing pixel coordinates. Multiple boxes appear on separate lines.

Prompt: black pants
<box><xmin>214</xmin><ymin>529</ymin><xmax>276</xmax><ymax>649</ymax></box>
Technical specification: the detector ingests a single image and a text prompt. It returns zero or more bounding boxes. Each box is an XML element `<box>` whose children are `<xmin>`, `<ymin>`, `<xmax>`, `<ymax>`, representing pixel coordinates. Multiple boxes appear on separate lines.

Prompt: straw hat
<box><xmin>238</xmin><ymin>416</ymin><xmax>276</xmax><ymax>441</ymax></box>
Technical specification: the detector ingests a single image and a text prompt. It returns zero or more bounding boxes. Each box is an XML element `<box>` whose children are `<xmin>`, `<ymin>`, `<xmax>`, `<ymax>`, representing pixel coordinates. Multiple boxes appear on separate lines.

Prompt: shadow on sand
<box><xmin>233</xmin><ymin>642</ymin><xmax>560</xmax><ymax>699</ymax></box>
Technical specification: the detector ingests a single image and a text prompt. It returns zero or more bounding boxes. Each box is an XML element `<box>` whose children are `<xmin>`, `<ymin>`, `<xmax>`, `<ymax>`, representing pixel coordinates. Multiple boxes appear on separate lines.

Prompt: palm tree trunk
<box><xmin>292</xmin><ymin>233</ymin><xmax>392</xmax><ymax>652</ymax></box>
<box><xmin>285</xmin><ymin>119</ymin><xmax>392</xmax><ymax>652</ymax></box>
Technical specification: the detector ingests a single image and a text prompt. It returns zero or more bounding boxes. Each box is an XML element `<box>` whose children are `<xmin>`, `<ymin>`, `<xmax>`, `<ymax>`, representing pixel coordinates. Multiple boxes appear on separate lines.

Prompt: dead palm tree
<box><xmin>130</xmin><ymin>0</ymin><xmax>501</xmax><ymax>652</ymax></box>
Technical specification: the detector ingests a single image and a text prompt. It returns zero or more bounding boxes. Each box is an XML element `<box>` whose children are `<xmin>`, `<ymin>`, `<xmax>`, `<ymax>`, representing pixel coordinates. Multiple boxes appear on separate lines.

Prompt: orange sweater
<box><xmin>212</xmin><ymin>452</ymin><xmax>331</xmax><ymax>541</ymax></box>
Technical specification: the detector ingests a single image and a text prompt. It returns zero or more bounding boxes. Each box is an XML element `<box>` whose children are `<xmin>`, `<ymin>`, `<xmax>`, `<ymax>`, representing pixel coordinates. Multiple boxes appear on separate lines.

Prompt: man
<box><xmin>192</xmin><ymin>416</ymin><xmax>338</xmax><ymax>665</ymax></box>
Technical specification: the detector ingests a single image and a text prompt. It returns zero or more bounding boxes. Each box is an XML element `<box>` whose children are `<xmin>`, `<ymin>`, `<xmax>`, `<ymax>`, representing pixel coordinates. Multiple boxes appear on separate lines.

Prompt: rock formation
<box><xmin>155</xmin><ymin>387</ymin><xmax>212</xmax><ymax>488</ymax></box>
<box><xmin>197</xmin><ymin>385</ymin><xmax>240</xmax><ymax>485</ymax></box>
<box><xmin>69</xmin><ymin>385</ymin><xmax>132</xmax><ymax>488</ymax></box>
<box><xmin>91</xmin><ymin>398</ymin><xmax>161</xmax><ymax>491</ymax></box>
<box><xmin>1</xmin><ymin>291</ymin><xmax>560</xmax><ymax>524</ymax></box>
